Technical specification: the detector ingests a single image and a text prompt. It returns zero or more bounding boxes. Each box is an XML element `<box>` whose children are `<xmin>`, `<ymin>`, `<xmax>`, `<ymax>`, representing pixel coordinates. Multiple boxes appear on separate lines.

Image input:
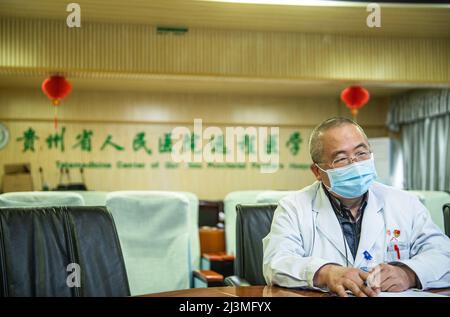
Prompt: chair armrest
<box><xmin>201</xmin><ymin>252</ymin><xmax>235</xmax><ymax>278</ymax></box>
<box><xmin>193</xmin><ymin>270</ymin><xmax>224</xmax><ymax>287</ymax></box>
<box><xmin>194</xmin><ymin>270</ymin><xmax>224</xmax><ymax>283</ymax></box>
<box><xmin>202</xmin><ymin>252</ymin><xmax>235</xmax><ymax>262</ymax></box>
<box><xmin>224</xmin><ymin>275</ymin><xmax>251</xmax><ymax>287</ymax></box>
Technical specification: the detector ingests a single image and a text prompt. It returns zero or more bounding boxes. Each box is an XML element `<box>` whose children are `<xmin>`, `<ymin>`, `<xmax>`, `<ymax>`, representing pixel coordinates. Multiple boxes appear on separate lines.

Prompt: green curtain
<box><xmin>387</xmin><ymin>90</ymin><xmax>450</xmax><ymax>191</ymax></box>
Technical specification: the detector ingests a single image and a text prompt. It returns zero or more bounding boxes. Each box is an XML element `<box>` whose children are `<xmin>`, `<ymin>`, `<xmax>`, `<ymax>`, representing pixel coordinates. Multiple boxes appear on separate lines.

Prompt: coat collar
<box><xmin>312</xmin><ymin>182</ymin><xmax>384</xmax><ymax>267</ymax></box>
<box><xmin>354</xmin><ymin>185</ymin><xmax>385</xmax><ymax>267</ymax></box>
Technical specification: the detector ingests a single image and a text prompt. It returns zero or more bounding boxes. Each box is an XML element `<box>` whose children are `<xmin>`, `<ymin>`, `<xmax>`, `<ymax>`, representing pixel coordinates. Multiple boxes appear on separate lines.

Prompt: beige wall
<box><xmin>1</xmin><ymin>16</ymin><xmax>412</xmax><ymax>199</ymax></box>
<box><xmin>0</xmin><ymin>88</ymin><xmax>389</xmax><ymax>199</ymax></box>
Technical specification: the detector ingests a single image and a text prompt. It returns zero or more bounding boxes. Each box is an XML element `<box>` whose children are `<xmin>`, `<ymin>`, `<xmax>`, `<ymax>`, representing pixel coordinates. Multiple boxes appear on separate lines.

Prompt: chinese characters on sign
<box><xmin>16</xmin><ymin>127</ymin><xmax>301</xmax><ymax>155</ymax></box>
<box><xmin>16</xmin><ymin>128</ymin><xmax>39</xmax><ymax>152</ymax></box>
<box><xmin>14</xmin><ymin>127</ymin><xmax>308</xmax><ymax>170</ymax></box>
<box><xmin>286</xmin><ymin>132</ymin><xmax>303</xmax><ymax>156</ymax></box>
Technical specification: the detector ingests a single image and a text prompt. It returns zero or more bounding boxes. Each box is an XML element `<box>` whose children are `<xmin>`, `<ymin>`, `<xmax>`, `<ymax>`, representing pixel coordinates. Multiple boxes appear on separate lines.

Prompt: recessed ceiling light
<box><xmin>201</xmin><ymin>0</ymin><xmax>450</xmax><ymax>8</ymax></box>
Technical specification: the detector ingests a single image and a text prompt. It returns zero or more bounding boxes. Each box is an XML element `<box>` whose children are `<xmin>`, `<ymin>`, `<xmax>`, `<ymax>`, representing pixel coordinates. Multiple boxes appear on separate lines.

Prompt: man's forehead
<box><xmin>320</xmin><ymin>124</ymin><xmax>368</xmax><ymax>150</ymax></box>
<box><xmin>322</xmin><ymin>123</ymin><xmax>363</xmax><ymax>136</ymax></box>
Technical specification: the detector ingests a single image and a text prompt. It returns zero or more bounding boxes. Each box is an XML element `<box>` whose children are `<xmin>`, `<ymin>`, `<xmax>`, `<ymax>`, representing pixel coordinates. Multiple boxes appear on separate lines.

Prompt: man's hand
<box><xmin>368</xmin><ymin>263</ymin><xmax>416</xmax><ymax>292</ymax></box>
<box><xmin>314</xmin><ymin>264</ymin><xmax>380</xmax><ymax>297</ymax></box>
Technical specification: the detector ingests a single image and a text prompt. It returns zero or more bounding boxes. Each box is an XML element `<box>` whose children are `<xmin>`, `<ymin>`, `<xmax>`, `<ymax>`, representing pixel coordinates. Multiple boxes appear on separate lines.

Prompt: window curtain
<box><xmin>386</xmin><ymin>89</ymin><xmax>450</xmax><ymax>191</ymax></box>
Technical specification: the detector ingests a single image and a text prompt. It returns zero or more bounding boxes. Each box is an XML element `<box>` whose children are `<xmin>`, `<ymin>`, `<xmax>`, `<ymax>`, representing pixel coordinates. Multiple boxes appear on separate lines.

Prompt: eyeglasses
<box><xmin>325</xmin><ymin>150</ymin><xmax>372</xmax><ymax>169</ymax></box>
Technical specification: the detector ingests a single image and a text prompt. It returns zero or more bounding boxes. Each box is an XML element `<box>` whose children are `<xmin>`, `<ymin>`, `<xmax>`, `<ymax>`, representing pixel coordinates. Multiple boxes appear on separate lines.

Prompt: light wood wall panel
<box><xmin>0</xmin><ymin>88</ymin><xmax>388</xmax><ymax>199</ymax></box>
<box><xmin>1</xmin><ymin>17</ymin><xmax>449</xmax><ymax>83</ymax></box>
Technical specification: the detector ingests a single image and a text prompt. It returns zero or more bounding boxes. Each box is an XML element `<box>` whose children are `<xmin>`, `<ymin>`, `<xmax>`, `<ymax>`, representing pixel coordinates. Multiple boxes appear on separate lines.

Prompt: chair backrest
<box><xmin>174</xmin><ymin>191</ymin><xmax>201</xmax><ymax>273</ymax></box>
<box><xmin>75</xmin><ymin>191</ymin><xmax>108</xmax><ymax>206</ymax></box>
<box><xmin>224</xmin><ymin>191</ymin><xmax>267</xmax><ymax>255</ymax></box>
<box><xmin>444</xmin><ymin>203</ymin><xmax>450</xmax><ymax>238</ymax></box>
<box><xmin>256</xmin><ymin>190</ymin><xmax>297</xmax><ymax>204</ymax></box>
<box><xmin>408</xmin><ymin>191</ymin><xmax>450</xmax><ymax>232</ymax></box>
<box><xmin>0</xmin><ymin>206</ymin><xmax>130</xmax><ymax>297</ymax></box>
<box><xmin>106</xmin><ymin>191</ymin><xmax>191</xmax><ymax>295</ymax></box>
<box><xmin>112</xmin><ymin>190</ymin><xmax>200</xmax><ymax>274</ymax></box>
<box><xmin>235</xmin><ymin>204</ymin><xmax>277</xmax><ymax>285</ymax></box>
<box><xmin>0</xmin><ymin>191</ymin><xmax>85</xmax><ymax>207</ymax></box>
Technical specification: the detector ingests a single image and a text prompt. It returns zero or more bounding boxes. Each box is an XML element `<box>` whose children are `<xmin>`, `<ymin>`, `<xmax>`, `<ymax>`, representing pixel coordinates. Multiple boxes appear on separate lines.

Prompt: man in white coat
<box><xmin>263</xmin><ymin>117</ymin><xmax>450</xmax><ymax>297</ymax></box>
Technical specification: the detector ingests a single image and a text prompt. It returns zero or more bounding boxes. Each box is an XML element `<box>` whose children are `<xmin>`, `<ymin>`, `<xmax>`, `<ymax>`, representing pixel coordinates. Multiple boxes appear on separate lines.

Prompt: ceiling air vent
<box><xmin>156</xmin><ymin>26</ymin><xmax>188</xmax><ymax>35</ymax></box>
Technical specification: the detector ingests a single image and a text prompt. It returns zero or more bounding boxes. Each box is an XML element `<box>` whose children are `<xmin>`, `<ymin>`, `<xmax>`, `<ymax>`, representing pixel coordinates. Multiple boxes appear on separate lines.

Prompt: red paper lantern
<box><xmin>340</xmin><ymin>86</ymin><xmax>370</xmax><ymax>118</ymax></box>
<box><xmin>41</xmin><ymin>75</ymin><xmax>72</xmax><ymax>128</ymax></box>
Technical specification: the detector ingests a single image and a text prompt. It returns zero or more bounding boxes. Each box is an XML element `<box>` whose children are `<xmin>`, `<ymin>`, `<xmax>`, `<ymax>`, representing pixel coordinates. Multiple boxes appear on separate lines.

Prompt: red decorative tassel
<box><xmin>54</xmin><ymin>102</ymin><xmax>59</xmax><ymax>129</ymax></box>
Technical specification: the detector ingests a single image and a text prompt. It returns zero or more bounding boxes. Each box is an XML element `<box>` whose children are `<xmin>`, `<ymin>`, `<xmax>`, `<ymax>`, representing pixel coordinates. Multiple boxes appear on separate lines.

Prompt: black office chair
<box><xmin>0</xmin><ymin>206</ymin><xmax>130</xmax><ymax>296</ymax></box>
<box><xmin>224</xmin><ymin>203</ymin><xmax>277</xmax><ymax>286</ymax></box>
<box><xmin>443</xmin><ymin>203</ymin><xmax>450</xmax><ymax>238</ymax></box>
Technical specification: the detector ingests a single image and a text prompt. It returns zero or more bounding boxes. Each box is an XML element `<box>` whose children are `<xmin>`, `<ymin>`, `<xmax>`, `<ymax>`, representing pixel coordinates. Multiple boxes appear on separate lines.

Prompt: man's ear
<box><xmin>310</xmin><ymin>163</ymin><xmax>322</xmax><ymax>181</ymax></box>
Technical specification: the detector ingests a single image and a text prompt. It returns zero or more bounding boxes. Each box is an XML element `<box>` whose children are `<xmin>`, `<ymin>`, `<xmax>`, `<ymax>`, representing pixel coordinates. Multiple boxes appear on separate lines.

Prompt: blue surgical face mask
<box><xmin>316</xmin><ymin>156</ymin><xmax>377</xmax><ymax>199</ymax></box>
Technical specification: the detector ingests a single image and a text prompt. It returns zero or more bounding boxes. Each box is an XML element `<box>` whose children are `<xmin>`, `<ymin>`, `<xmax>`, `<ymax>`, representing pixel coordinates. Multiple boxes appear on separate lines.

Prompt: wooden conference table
<box><xmin>144</xmin><ymin>286</ymin><xmax>450</xmax><ymax>297</ymax></box>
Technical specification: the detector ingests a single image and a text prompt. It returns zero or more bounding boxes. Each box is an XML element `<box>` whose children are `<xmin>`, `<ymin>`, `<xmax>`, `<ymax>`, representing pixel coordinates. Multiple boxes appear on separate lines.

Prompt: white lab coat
<box><xmin>262</xmin><ymin>181</ymin><xmax>450</xmax><ymax>290</ymax></box>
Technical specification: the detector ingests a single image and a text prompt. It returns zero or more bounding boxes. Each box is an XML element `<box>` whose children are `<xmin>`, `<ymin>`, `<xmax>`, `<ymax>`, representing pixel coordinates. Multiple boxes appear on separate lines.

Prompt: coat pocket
<box><xmin>386</xmin><ymin>241</ymin><xmax>410</xmax><ymax>262</ymax></box>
